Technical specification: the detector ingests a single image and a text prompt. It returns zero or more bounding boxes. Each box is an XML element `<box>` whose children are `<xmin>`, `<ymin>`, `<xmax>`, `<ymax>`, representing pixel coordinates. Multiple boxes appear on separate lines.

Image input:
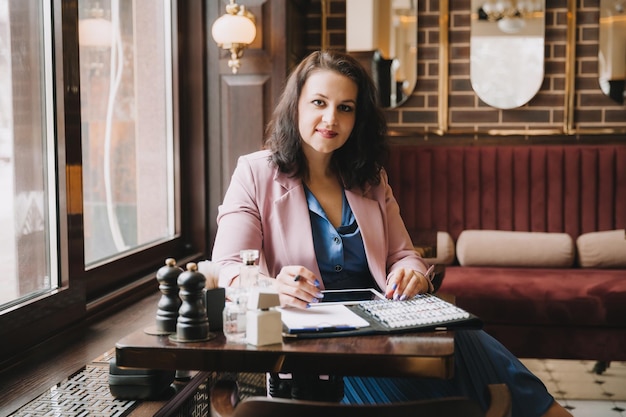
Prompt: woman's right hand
<box><xmin>274</xmin><ymin>266</ymin><xmax>324</xmax><ymax>309</ymax></box>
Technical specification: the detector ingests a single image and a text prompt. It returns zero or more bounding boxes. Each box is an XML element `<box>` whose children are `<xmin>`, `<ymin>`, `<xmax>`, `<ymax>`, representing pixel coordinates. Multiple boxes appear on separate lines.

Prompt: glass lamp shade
<box><xmin>79</xmin><ymin>18</ymin><xmax>113</xmax><ymax>47</ymax></box>
<box><xmin>211</xmin><ymin>13</ymin><xmax>256</xmax><ymax>46</ymax></box>
<box><xmin>498</xmin><ymin>16</ymin><xmax>526</xmax><ymax>33</ymax></box>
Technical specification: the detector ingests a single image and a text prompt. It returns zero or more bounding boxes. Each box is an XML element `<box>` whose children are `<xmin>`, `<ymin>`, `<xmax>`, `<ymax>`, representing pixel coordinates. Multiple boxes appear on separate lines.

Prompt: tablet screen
<box><xmin>316</xmin><ymin>288</ymin><xmax>386</xmax><ymax>305</ymax></box>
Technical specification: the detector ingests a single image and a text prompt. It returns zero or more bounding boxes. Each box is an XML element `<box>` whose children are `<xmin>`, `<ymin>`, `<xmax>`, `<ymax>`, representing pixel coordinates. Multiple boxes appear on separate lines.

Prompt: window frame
<box><xmin>0</xmin><ymin>0</ymin><xmax>208</xmax><ymax>365</ymax></box>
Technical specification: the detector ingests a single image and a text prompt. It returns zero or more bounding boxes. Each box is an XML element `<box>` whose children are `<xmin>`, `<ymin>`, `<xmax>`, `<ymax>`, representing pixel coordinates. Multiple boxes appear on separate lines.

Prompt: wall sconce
<box><xmin>211</xmin><ymin>0</ymin><xmax>257</xmax><ymax>74</ymax></box>
<box><xmin>478</xmin><ymin>0</ymin><xmax>543</xmax><ymax>33</ymax></box>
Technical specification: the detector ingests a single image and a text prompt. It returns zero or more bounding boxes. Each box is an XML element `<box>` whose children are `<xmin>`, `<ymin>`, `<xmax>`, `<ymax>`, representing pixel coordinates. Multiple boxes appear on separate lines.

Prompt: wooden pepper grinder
<box><xmin>174</xmin><ymin>262</ymin><xmax>210</xmax><ymax>341</ymax></box>
<box><xmin>154</xmin><ymin>258</ymin><xmax>183</xmax><ymax>334</ymax></box>
<box><xmin>146</xmin><ymin>258</ymin><xmax>182</xmax><ymax>336</ymax></box>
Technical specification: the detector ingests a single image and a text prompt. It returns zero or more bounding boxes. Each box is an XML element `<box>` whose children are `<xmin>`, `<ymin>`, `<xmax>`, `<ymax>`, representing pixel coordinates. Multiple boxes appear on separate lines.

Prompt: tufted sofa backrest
<box><xmin>386</xmin><ymin>144</ymin><xmax>626</xmax><ymax>241</ymax></box>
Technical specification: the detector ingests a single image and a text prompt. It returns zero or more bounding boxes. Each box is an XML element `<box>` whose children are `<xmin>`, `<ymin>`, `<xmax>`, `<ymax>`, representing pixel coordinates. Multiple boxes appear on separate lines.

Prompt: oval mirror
<box><xmin>470</xmin><ymin>0</ymin><xmax>545</xmax><ymax>109</ymax></box>
<box><xmin>346</xmin><ymin>0</ymin><xmax>417</xmax><ymax>108</ymax></box>
<box><xmin>599</xmin><ymin>0</ymin><xmax>626</xmax><ymax>104</ymax></box>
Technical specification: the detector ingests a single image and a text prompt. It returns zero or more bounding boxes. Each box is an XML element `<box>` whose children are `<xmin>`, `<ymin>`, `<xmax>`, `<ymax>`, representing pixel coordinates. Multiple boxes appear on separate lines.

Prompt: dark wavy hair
<box><xmin>264</xmin><ymin>50</ymin><xmax>388</xmax><ymax>190</ymax></box>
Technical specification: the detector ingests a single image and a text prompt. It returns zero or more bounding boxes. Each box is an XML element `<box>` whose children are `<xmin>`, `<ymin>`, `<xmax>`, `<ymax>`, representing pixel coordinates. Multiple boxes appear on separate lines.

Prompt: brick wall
<box><xmin>305</xmin><ymin>0</ymin><xmax>346</xmax><ymax>54</ymax></box>
<box><xmin>575</xmin><ymin>0</ymin><xmax>626</xmax><ymax>129</ymax></box>
<box><xmin>445</xmin><ymin>0</ymin><xmax>567</xmax><ymax>133</ymax></box>
<box><xmin>307</xmin><ymin>0</ymin><xmax>626</xmax><ymax>142</ymax></box>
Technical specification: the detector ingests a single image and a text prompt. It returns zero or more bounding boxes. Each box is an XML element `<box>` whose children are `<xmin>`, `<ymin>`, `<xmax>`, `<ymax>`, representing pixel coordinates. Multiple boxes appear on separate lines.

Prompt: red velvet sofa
<box><xmin>386</xmin><ymin>143</ymin><xmax>626</xmax><ymax>363</ymax></box>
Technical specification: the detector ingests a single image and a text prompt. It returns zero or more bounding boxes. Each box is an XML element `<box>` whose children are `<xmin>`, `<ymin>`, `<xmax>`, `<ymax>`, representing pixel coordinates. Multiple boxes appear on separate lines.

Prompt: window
<box><xmin>78</xmin><ymin>0</ymin><xmax>175</xmax><ymax>266</ymax></box>
<box><xmin>0</xmin><ymin>0</ymin><xmax>58</xmax><ymax>309</ymax></box>
<box><xmin>0</xmin><ymin>0</ymin><xmax>207</xmax><ymax>363</ymax></box>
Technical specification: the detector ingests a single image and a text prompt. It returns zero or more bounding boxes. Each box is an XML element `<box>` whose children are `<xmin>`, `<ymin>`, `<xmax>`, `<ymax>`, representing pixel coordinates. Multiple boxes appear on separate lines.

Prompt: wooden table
<box><xmin>115</xmin><ymin>329</ymin><xmax>455</xmax><ymax>379</ymax></box>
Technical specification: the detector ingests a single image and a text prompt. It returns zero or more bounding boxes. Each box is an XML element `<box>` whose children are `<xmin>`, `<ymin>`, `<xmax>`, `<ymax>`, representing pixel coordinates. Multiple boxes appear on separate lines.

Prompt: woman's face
<box><xmin>297</xmin><ymin>69</ymin><xmax>357</xmax><ymax>158</ymax></box>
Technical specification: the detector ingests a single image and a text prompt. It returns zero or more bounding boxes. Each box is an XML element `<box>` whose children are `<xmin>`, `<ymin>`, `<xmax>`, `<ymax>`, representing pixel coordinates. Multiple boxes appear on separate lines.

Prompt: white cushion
<box><xmin>422</xmin><ymin>231</ymin><xmax>456</xmax><ymax>265</ymax></box>
<box><xmin>576</xmin><ymin>229</ymin><xmax>626</xmax><ymax>268</ymax></box>
<box><xmin>456</xmin><ymin>230</ymin><xmax>575</xmax><ymax>268</ymax></box>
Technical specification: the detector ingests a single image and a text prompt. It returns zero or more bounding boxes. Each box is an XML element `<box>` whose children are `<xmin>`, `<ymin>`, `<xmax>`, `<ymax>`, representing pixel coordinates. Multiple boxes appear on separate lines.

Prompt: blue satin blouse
<box><xmin>304</xmin><ymin>186</ymin><xmax>375</xmax><ymax>290</ymax></box>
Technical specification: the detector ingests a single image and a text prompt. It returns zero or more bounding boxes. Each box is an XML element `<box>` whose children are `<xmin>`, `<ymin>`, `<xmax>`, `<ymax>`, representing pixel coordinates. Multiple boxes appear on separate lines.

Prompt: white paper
<box><xmin>278</xmin><ymin>304</ymin><xmax>370</xmax><ymax>332</ymax></box>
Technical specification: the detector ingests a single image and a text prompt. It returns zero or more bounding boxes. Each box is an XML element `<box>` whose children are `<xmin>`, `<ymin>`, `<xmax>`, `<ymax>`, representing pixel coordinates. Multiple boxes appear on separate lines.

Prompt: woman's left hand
<box><xmin>384</xmin><ymin>268</ymin><xmax>430</xmax><ymax>300</ymax></box>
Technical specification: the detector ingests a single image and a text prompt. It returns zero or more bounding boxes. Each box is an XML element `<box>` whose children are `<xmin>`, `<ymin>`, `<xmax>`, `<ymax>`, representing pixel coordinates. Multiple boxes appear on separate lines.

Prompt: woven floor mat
<box><xmin>9</xmin><ymin>350</ymin><xmax>137</xmax><ymax>417</ymax></box>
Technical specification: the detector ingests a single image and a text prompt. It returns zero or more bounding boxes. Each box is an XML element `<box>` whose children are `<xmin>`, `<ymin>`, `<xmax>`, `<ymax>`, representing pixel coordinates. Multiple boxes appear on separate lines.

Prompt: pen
<box><xmin>424</xmin><ymin>265</ymin><xmax>435</xmax><ymax>278</ymax></box>
<box><xmin>294</xmin><ymin>275</ymin><xmax>301</xmax><ymax>282</ymax></box>
<box><xmin>289</xmin><ymin>325</ymin><xmax>358</xmax><ymax>334</ymax></box>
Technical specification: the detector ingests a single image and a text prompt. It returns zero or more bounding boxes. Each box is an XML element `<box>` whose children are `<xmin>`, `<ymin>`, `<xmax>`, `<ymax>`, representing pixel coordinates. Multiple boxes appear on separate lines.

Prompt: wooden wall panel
<box><xmin>220</xmin><ymin>74</ymin><xmax>270</xmax><ymax>191</ymax></box>
<box><xmin>207</xmin><ymin>0</ymin><xmax>287</xmax><ymax>246</ymax></box>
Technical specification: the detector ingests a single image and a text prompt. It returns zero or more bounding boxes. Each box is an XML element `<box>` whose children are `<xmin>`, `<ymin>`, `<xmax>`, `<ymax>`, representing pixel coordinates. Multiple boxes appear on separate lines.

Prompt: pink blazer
<box><xmin>211</xmin><ymin>150</ymin><xmax>429</xmax><ymax>291</ymax></box>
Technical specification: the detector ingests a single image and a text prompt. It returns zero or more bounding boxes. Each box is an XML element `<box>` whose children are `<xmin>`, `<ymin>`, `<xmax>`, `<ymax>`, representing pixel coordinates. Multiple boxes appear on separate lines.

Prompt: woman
<box><xmin>211</xmin><ymin>50</ymin><xmax>572</xmax><ymax>417</ymax></box>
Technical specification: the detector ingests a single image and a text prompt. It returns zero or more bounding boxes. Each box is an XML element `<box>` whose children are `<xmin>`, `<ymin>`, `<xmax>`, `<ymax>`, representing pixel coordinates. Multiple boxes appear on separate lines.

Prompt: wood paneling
<box><xmin>220</xmin><ymin>74</ymin><xmax>271</xmax><ymax>187</ymax></box>
<box><xmin>208</xmin><ymin>0</ymin><xmax>287</xmax><ymax>245</ymax></box>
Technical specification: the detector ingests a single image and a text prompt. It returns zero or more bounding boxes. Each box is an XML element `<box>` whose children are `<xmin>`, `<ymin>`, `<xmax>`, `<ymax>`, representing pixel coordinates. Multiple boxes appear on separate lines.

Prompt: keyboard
<box><xmin>357</xmin><ymin>294</ymin><xmax>472</xmax><ymax>330</ymax></box>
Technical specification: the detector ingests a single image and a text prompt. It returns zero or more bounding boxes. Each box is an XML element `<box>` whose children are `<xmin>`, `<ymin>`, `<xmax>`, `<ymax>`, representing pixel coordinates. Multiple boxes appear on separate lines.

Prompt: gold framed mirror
<box><xmin>599</xmin><ymin>0</ymin><xmax>626</xmax><ymax>104</ymax></box>
<box><xmin>346</xmin><ymin>0</ymin><xmax>417</xmax><ymax>108</ymax></box>
<box><xmin>469</xmin><ymin>0</ymin><xmax>545</xmax><ymax>109</ymax></box>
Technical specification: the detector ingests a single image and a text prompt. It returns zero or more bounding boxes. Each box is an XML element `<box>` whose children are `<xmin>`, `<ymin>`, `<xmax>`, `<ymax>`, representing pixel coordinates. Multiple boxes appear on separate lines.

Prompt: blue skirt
<box><xmin>342</xmin><ymin>330</ymin><xmax>555</xmax><ymax>417</ymax></box>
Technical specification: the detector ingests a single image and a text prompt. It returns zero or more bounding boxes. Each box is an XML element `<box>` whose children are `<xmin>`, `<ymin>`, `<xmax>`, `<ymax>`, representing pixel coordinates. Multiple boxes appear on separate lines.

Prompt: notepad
<box><xmin>279</xmin><ymin>304</ymin><xmax>370</xmax><ymax>334</ymax></box>
<box><xmin>279</xmin><ymin>294</ymin><xmax>483</xmax><ymax>339</ymax></box>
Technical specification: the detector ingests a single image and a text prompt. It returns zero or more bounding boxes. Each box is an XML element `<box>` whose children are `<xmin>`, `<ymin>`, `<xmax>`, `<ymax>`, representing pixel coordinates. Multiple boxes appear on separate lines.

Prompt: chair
<box><xmin>210</xmin><ymin>379</ymin><xmax>512</xmax><ymax>417</ymax></box>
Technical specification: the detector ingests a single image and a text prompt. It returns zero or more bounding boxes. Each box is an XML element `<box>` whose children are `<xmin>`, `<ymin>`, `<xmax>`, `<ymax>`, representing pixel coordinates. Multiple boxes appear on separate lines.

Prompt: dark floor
<box><xmin>7</xmin><ymin>351</ymin><xmax>139</xmax><ymax>417</ymax></box>
<box><xmin>0</xmin><ymin>292</ymin><xmax>161</xmax><ymax>417</ymax></box>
